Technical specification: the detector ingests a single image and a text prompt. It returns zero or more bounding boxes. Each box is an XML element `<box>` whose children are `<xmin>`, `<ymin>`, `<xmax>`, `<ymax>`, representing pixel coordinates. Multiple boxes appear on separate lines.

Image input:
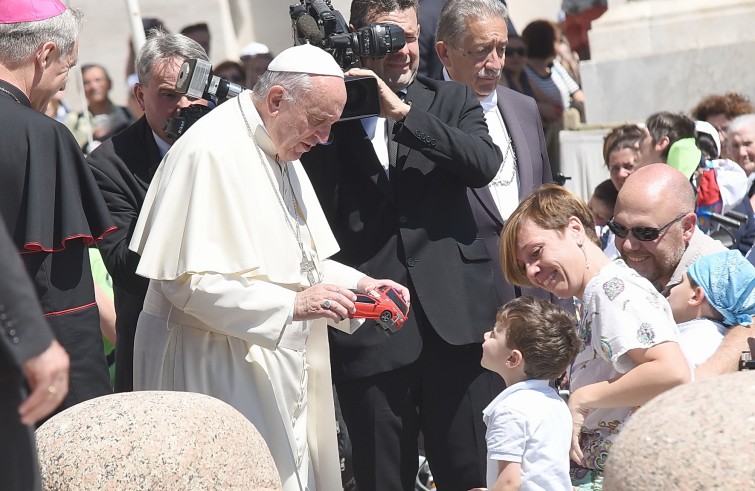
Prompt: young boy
<box><xmin>477</xmin><ymin>296</ymin><xmax>580</xmax><ymax>491</ymax></box>
<box><xmin>587</xmin><ymin>179</ymin><xmax>619</xmax><ymax>259</ymax></box>
<box><xmin>667</xmin><ymin>250</ymin><xmax>755</xmax><ymax>368</ymax></box>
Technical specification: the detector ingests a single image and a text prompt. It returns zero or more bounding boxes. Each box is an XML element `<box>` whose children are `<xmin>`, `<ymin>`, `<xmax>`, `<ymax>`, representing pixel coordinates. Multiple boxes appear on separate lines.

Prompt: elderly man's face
<box><xmin>729</xmin><ymin>124</ymin><xmax>755</xmax><ymax>176</ymax></box>
<box><xmin>268</xmin><ymin>75</ymin><xmax>346</xmax><ymax>162</ymax></box>
<box><xmin>33</xmin><ymin>39</ymin><xmax>78</xmax><ymax>112</ymax></box>
<box><xmin>612</xmin><ymin>200</ymin><xmax>690</xmax><ymax>289</ymax></box>
<box><xmin>437</xmin><ymin>16</ymin><xmax>508</xmax><ymax>99</ymax></box>
<box><xmin>359</xmin><ymin>8</ymin><xmax>420</xmax><ymax>91</ymax></box>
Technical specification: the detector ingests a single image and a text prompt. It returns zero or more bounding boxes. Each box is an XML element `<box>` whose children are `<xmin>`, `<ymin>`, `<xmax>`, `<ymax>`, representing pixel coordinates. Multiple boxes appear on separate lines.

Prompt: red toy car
<box><xmin>348</xmin><ymin>285</ymin><xmax>409</xmax><ymax>335</ymax></box>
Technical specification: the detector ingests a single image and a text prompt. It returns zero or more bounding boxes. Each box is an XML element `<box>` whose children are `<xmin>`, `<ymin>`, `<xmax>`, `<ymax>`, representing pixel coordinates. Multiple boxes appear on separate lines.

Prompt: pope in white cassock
<box><xmin>128</xmin><ymin>44</ymin><xmax>409</xmax><ymax>491</ymax></box>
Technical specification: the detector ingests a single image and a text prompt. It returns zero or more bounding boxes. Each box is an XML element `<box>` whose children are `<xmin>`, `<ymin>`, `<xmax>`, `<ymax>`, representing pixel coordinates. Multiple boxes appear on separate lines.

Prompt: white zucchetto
<box><xmin>267</xmin><ymin>44</ymin><xmax>344</xmax><ymax>78</ymax></box>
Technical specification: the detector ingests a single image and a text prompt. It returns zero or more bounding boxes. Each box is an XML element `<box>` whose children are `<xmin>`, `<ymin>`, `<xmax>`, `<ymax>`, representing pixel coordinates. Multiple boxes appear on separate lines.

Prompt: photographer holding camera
<box><xmin>86</xmin><ymin>31</ymin><xmax>209</xmax><ymax>393</ymax></box>
<box><xmin>300</xmin><ymin>1</ymin><xmax>503</xmax><ymax>489</ymax></box>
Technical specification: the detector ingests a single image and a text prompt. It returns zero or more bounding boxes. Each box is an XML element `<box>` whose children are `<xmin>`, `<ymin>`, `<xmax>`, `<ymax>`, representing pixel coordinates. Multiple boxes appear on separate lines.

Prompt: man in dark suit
<box><xmin>419</xmin><ymin>0</ymin><xmax>515</xmax><ymax>81</ymax></box>
<box><xmin>0</xmin><ymin>216</ymin><xmax>69</xmax><ymax>491</ymax></box>
<box><xmin>301</xmin><ymin>1</ymin><xmax>502</xmax><ymax>489</ymax></box>
<box><xmin>87</xmin><ymin>32</ymin><xmax>208</xmax><ymax>392</ymax></box>
<box><xmin>435</xmin><ymin>0</ymin><xmax>552</xmax><ymax>304</ymax></box>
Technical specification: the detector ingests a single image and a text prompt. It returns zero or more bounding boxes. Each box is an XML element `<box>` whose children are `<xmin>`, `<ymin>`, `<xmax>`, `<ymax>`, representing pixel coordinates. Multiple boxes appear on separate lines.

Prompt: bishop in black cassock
<box><xmin>0</xmin><ymin>80</ymin><xmax>115</xmax><ymax>412</ymax></box>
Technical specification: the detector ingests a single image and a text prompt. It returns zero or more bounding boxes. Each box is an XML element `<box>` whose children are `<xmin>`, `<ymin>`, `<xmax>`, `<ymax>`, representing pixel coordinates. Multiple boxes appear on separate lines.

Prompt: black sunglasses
<box><xmin>607</xmin><ymin>213</ymin><xmax>687</xmax><ymax>242</ymax></box>
<box><xmin>506</xmin><ymin>47</ymin><xmax>527</xmax><ymax>57</ymax></box>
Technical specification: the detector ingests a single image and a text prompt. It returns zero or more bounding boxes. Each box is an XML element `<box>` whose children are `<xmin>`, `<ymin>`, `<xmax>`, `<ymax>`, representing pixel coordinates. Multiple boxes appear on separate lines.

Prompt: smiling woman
<box><xmin>499</xmin><ymin>184</ymin><xmax>690</xmax><ymax>488</ymax></box>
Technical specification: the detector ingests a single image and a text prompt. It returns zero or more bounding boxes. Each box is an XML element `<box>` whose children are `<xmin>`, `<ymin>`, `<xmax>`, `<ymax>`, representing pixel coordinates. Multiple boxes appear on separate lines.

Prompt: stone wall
<box><xmin>581</xmin><ymin>0</ymin><xmax>755</xmax><ymax>124</ymax></box>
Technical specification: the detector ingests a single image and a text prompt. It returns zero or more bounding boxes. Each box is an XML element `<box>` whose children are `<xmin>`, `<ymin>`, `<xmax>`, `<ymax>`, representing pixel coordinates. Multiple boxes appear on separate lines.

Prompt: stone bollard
<box><xmin>36</xmin><ymin>391</ymin><xmax>282</xmax><ymax>490</ymax></box>
<box><xmin>603</xmin><ymin>371</ymin><xmax>755</xmax><ymax>489</ymax></box>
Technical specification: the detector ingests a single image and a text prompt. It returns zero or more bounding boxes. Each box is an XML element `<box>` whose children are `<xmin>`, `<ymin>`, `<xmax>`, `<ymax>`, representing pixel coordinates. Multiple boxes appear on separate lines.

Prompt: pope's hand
<box><xmin>294</xmin><ymin>283</ymin><xmax>357</xmax><ymax>323</ymax></box>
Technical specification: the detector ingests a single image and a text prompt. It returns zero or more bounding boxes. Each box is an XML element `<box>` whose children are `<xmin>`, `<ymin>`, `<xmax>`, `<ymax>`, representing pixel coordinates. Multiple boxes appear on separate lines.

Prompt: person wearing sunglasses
<box><xmin>613</xmin><ymin>164</ymin><xmax>753</xmax><ymax>380</ymax></box>
<box><xmin>500</xmin><ymin>183</ymin><xmax>690</xmax><ymax>488</ymax></box>
<box><xmin>608</xmin><ymin>212</ymin><xmax>688</xmax><ymax>243</ymax></box>
<box><xmin>613</xmin><ymin>164</ymin><xmax>726</xmax><ymax>295</ymax></box>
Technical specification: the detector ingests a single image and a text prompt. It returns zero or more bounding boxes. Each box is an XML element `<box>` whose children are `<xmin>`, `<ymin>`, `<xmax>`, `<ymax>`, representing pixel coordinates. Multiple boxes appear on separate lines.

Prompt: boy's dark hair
<box><xmin>592</xmin><ymin>179</ymin><xmax>619</xmax><ymax>210</ymax></box>
<box><xmin>495</xmin><ymin>296</ymin><xmax>579</xmax><ymax>380</ymax></box>
<box><xmin>645</xmin><ymin>111</ymin><xmax>696</xmax><ymax>160</ymax></box>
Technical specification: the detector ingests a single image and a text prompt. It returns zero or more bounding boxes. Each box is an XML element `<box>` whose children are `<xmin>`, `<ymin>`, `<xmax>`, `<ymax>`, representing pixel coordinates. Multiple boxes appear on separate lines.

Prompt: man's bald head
<box><xmin>617</xmin><ymin>164</ymin><xmax>696</xmax><ymax>216</ymax></box>
<box><xmin>613</xmin><ymin>164</ymin><xmax>697</xmax><ymax>290</ymax></box>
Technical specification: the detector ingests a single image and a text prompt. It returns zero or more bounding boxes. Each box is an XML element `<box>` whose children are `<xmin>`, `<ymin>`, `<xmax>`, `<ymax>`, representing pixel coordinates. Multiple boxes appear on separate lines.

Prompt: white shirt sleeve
<box><xmin>321</xmin><ymin>258</ymin><xmax>365</xmax><ymax>290</ymax></box>
<box><xmin>486</xmin><ymin>406</ymin><xmax>527</xmax><ymax>463</ymax></box>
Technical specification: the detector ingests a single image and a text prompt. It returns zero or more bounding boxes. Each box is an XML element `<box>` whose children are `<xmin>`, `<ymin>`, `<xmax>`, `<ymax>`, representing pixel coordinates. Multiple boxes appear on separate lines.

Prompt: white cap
<box><xmin>695</xmin><ymin>120</ymin><xmax>721</xmax><ymax>158</ymax></box>
<box><xmin>267</xmin><ymin>44</ymin><xmax>344</xmax><ymax>78</ymax></box>
<box><xmin>240</xmin><ymin>42</ymin><xmax>270</xmax><ymax>59</ymax></box>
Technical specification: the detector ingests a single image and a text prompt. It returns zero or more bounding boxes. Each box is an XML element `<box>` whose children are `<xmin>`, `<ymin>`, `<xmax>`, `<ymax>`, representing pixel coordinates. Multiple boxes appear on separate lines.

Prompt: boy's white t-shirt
<box><xmin>677</xmin><ymin>318</ymin><xmax>727</xmax><ymax>368</ymax></box>
<box><xmin>482</xmin><ymin>379</ymin><xmax>572</xmax><ymax>491</ymax></box>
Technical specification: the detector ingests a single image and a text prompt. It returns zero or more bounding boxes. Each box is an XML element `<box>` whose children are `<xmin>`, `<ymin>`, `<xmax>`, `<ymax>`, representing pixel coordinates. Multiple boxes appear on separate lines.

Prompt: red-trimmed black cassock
<box><xmin>0</xmin><ymin>80</ymin><xmax>115</xmax><ymax>412</ymax></box>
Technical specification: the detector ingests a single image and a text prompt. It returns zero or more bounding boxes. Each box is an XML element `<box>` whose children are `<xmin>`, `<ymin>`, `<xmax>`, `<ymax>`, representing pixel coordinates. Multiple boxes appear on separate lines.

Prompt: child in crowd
<box><xmin>475</xmin><ymin>296</ymin><xmax>580</xmax><ymax>491</ymax></box>
<box><xmin>587</xmin><ymin>180</ymin><xmax>617</xmax><ymax>229</ymax></box>
<box><xmin>588</xmin><ymin>179</ymin><xmax>619</xmax><ymax>259</ymax></box>
<box><xmin>667</xmin><ymin>250</ymin><xmax>755</xmax><ymax>369</ymax></box>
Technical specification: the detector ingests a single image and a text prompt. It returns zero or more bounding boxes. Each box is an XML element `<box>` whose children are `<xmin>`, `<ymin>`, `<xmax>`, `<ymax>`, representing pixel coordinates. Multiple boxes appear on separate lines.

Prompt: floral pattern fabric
<box><xmin>570</xmin><ymin>260</ymin><xmax>680</xmax><ymax>472</ymax></box>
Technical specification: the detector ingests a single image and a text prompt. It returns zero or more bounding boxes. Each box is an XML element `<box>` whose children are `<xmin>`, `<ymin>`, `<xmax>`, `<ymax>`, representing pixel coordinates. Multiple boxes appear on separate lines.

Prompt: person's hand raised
<box><xmin>344</xmin><ymin>67</ymin><xmax>411</xmax><ymax>121</ymax></box>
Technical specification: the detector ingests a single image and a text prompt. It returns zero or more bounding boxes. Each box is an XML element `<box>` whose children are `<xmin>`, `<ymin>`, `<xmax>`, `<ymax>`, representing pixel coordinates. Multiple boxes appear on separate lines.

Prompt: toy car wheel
<box><xmin>380</xmin><ymin>311</ymin><xmax>393</xmax><ymax>323</ymax></box>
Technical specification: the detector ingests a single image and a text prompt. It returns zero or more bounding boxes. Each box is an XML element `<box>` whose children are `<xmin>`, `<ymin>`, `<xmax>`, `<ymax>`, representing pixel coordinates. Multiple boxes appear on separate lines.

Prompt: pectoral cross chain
<box><xmin>300</xmin><ymin>253</ymin><xmax>319</xmax><ymax>287</ymax></box>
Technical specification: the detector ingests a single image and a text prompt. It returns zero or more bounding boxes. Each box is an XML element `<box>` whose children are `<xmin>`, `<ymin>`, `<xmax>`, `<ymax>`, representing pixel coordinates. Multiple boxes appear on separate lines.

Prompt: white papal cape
<box><xmin>129</xmin><ymin>90</ymin><xmax>363</xmax><ymax>491</ymax></box>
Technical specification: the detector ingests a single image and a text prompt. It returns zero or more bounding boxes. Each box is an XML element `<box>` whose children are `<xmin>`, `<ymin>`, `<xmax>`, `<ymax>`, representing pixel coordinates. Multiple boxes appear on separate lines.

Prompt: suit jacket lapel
<box><xmin>342</xmin><ymin>119</ymin><xmax>395</xmax><ymax>205</ymax></box>
<box><xmin>497</xmin><ymin>88</ymin><xmax>534</xmax><ymax>197</ymax></box>
<box><xmin>468</xmin><ymin>88</ymin><xmax>508</xmax><ymax>228</ymax></box>
<box><xmin>470</xmin><ymin>186</ymin><xmax>504</xmax><ymax>228</ymax></box>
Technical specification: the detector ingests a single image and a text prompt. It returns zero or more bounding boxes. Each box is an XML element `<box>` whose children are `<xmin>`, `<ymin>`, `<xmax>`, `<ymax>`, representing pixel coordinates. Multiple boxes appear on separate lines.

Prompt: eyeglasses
<box><xmin>505</xmin><ymin>47</ymin><xmax>527</xmax><ymax>57</ymax></box>
<box><xmin>607</xmin><ymin>213</ymin><xmax>687</xmax><ymax>241</ymax></box>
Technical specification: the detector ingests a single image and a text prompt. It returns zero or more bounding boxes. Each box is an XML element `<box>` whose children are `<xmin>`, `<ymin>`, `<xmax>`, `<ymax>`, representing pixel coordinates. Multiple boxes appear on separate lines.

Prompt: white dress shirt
<box><xmin>442</xmin><ymin>68</ymin><xmax>519</xmax><ymax>220</ymax></box>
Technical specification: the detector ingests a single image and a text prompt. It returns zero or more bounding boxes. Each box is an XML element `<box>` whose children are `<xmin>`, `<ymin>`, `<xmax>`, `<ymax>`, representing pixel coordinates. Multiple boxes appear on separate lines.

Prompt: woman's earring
<box><xmin>578</xmin><ymin>239</ymin><xmax>590</xmax><ymax>269</ymax></box>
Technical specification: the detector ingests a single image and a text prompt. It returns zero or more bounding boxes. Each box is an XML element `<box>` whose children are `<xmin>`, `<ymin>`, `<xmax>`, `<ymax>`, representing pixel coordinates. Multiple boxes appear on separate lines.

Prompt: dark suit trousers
<box><xmin>336</xmin><ymin>302</ymin><xmax>504</xmax><ymax>491</ymax></box>
<box><xmin>1</xmin><ymin>374</ymin><xmax>41</xmax><ymax>491</ymax></box>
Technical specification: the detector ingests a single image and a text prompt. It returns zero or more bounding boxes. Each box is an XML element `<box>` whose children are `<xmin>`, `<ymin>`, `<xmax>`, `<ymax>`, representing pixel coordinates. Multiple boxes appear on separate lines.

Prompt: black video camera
<box><xmin>164</xmin><ymin>59</ymin><xmax>246</xmax><ymax>141</ymax></box>
<box><xmin>289</xmin><ymin>0</ymin><xmax>405</xmax><ymax>69</ymax></box>
<box><xmin>175</xmin><ymin>58</ymin><xmax>246</xmax><ymax>103</ymax></box>
<box><xmin>289</xmin><ymin>0</ymin><xmax>406</xmax><ymax>120</ymax></box>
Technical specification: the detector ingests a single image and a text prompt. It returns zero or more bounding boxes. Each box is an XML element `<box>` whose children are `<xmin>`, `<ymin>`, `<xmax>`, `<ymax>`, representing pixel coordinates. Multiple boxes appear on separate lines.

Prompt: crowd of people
<box><xmin>2</xmin><ymin>0</ymin><xmax>755</xmax><ymax>491</ymax></box>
